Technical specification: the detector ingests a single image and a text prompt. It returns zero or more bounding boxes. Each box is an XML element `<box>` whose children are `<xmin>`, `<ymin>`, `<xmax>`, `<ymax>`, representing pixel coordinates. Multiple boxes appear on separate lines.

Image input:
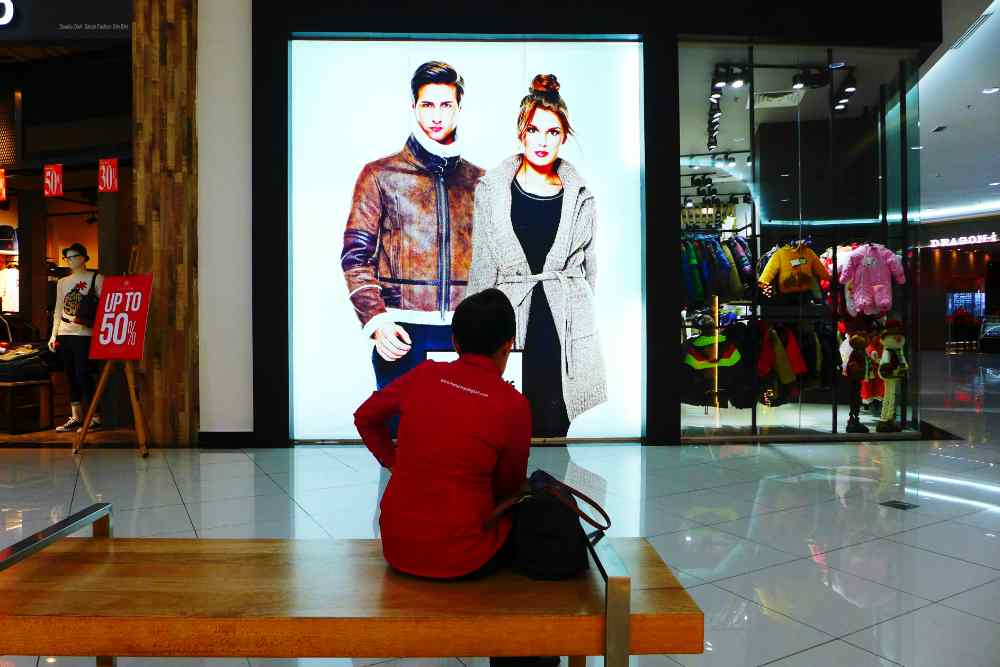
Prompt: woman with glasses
<box><xmin>48</xmin><ymin>243</ymin><xmax>104</xmax><ymax>432</ymax></box>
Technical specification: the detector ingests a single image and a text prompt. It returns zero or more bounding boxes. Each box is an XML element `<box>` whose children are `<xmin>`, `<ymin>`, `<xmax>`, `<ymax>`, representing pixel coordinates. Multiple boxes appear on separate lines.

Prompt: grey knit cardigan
<box><xmin>467</xmin><ymin>155</ymin><xmax>607</xmax><ymax>421</ymax></box>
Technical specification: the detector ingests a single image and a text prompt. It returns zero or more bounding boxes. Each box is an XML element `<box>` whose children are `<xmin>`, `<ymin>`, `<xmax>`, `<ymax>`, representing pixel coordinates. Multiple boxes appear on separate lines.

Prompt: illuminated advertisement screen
<box><xmin>290</xmin><ymin>37</ymin><xmax>644</xmax><ymax>439</ymax></box>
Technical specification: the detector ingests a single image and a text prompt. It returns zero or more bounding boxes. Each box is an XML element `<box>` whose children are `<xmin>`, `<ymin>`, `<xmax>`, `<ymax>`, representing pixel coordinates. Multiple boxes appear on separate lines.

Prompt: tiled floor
<box><xmin>3</xmin><ymin>353</ymin><xmax>1000</xmax><ymax>667</ymax></box>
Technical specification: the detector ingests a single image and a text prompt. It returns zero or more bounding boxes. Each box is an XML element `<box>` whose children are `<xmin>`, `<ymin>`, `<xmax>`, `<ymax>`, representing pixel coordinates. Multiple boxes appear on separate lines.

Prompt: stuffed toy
<box><xmin>877</xmin><ymin>318</ymin><xmax>908</xmax><ymax>432</ymax></box>
<box><xmin>841</xmin><ymin>321</ymin><xmax>872</xmax><ymax>433</ymax></box>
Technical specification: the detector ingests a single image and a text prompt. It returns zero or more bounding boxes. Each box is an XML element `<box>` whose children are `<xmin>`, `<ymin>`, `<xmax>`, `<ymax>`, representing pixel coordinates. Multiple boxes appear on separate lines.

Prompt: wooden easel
<box><xmin>73</xmin><ymin>246</ymin><xmax>149</xmax><ymax>458</ymax></box>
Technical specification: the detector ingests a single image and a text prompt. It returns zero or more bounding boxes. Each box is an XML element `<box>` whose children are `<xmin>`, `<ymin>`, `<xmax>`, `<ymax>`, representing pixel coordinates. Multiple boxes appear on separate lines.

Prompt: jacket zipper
<box><xmin>436</xmin><ymin>175</ymin><xmax>451</xmax><ymax>318</ymax></box>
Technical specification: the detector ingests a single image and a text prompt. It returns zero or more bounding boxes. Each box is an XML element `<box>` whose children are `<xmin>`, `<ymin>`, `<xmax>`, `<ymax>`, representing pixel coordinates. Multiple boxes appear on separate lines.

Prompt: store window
<box><xmin>679</xmin><ymin>43</ymin><xmax>922</xmax><ymax>440</ymax></box>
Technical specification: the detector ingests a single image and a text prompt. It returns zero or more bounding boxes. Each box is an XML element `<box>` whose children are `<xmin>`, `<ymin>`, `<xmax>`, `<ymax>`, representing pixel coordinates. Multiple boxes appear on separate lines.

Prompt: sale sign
<box><xmin>43</xmin><ymin>164</ymin><xmax>63</xmax><ymax>197</ymax></box>
<box><xmin>0</xmin><ymin>169</ymin><xmax>5</xmax><ymax>202</ymax></box>
<box><xmin>89</xmin><ymin>274</ymin><xmax>154</xmax><ymax>361</ymax></box>
<box><xmin>98</xmin><ymin>158</ymin><xmax>119</xmax><ymax>193</ymax></box>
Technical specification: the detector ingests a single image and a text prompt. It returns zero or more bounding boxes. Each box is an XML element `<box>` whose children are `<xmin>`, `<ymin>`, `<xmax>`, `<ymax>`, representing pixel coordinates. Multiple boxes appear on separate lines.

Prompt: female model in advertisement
<box><xmin>468</xmin><ymin>74</ymin><xmax>607</xmax><ymax>437</ymax></box>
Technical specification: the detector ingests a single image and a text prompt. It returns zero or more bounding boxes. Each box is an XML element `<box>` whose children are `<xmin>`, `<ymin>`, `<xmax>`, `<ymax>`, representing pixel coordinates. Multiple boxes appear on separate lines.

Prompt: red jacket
<box><xmin>354</xmin><ymin>355</ymin><xmax>531</xmax><ymax>578</ymax></box>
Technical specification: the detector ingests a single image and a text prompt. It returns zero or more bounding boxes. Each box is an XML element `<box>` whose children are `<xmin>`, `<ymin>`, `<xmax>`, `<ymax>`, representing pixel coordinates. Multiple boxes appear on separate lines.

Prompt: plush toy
<box><xmin>841</xmin><ymin>321</ymin><xmax>872</xmax><ymax>433</ymax></box>
<box><xmin>877</xmin><ymin>318</ymin><xmax>908</xmax><ymax>432</ymax></box>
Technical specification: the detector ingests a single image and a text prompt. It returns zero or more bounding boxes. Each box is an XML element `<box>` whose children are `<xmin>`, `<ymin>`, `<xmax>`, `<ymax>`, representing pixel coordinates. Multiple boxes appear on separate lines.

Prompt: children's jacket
<box><xmin>759</xmin><ymin>244</ymin><xmax>831</xmax><ymax>294</ymax></box>
<box><xmin>839</xmin><ymin>243</ymin><xmax>906</xmax><ymax>316</ymax></box>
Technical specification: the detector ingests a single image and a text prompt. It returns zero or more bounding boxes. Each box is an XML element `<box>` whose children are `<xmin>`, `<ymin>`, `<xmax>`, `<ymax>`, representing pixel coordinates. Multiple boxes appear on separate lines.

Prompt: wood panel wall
<box><xmin>132</xmin><ymin>0</ymin><xmax>199</xmax><ymax>446</ymax></box>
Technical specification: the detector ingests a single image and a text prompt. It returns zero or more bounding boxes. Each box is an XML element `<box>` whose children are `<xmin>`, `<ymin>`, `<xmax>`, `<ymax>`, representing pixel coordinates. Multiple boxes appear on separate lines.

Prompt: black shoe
<box><xmin>846</xmin><ymin>417</ymin><xmax>869</xmax><ymax>434</ymax></box>
<box><xmin>56</xmin><ymin>417</ymin><xmax>83</xmax><ymax>432</ymax></box>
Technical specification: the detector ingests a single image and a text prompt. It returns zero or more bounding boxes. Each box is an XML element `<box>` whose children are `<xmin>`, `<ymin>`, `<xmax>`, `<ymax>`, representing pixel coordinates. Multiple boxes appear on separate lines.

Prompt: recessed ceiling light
<box><xmin>990</xmin><ymin>182</ymin><xmax>1000</xmax><ymax>186</ymax></box>
<box><xmin>780</xmin><ymin>173</ymin><xmax>790</xmax><ymax>177</ymax></box>
<box><xmin>911</xmin><ymin>145</ymin><xmax>924</xmax><ymax>150</ymax></box>
<box><xmin>983</xmin><ymin>87</ymin><xmax>1000</xmax><ymax>95</ymax></box>
<box><xmin>834</xmin><ymin>103</ymin><xmax>846</xmax><ymax>111</ymax></box>
<box><xmin>829</xmin><ymin>62</ymin><xmax>847</xmax><ymax>69</ymax></box>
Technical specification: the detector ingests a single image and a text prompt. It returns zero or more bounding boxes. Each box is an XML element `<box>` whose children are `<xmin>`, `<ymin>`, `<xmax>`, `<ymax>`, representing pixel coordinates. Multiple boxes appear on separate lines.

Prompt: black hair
<box><xmin>452</xmin><ymin>289</ymin><xmax>515</xmax><ymax>356</ymax></box>
<box><xmin>411</xmin><ymin>61</ymin><xmax>465</xmax><ymax>105</ymax></box>
<box><xmin>62</xmin><ymin>243</ymin><xmax>89</xmax><ymax>261</ymax></box>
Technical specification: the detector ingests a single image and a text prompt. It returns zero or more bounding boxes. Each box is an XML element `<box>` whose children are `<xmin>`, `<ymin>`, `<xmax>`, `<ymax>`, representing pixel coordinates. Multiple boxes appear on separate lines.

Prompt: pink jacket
<box><xmin>839</xmin><ymin>244</ymin><xmax>905</xmax><ymax>315</ymax></box>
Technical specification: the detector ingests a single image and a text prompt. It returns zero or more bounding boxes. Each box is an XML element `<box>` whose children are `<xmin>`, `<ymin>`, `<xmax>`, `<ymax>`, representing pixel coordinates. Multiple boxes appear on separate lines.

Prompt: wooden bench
<box><xmin>0</xmin><ymin>379</ymin><xmax>53</xmax><ymax>433</ymax></box>
<box><xmin>0</xmin><ymin>504</ymin><xmax>703</xmax><ymax>666</ymax></box>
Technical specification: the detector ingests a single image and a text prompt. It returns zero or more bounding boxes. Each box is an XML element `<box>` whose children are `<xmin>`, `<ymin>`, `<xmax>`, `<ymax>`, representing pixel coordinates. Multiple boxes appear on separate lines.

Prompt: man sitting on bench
<box><xmin>355</xmin><ymin>289</ymin><xmax>557</xmax><ymax>666</ymax></box>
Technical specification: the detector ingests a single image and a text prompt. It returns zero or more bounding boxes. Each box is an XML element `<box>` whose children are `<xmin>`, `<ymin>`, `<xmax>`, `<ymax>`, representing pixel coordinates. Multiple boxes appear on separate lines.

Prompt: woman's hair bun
<box><xmin>531</xmin><ymin>74</ymin><xmax>561</xmax><ymax>95</ymax></box>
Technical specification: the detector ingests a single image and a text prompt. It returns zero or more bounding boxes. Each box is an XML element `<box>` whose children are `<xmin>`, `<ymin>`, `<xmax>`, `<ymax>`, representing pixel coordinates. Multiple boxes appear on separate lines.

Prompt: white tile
<box><xmin>890</xmin><ymin>521</ymin><xmax>1000</xmax><ymax>569</ymax></box>
<box><xmin>167</xmin><ymin>458</ymin><xmax>263</xmax><ymax>483</ymax></box>
<box><xmin>721</xmin><ymin>474</ymin><xmax>854</xmax><ymax>512</ymax></box>
<box><xmin>667</xmin><ymin>585</ymin><xmax>833</xmax><ymax>667</ymax></box>
<box><xmin>651</xmin><ymin>487</ymin><xmax>772</xmax><ymax>526</ymax></box>
<box><xmin>165</xmin><ymin>449</ymin><xmax>251</xmax><ymax>466</ymax></box>
<box><xmin>244</xmin><ymin>448</ymin><xmax>330</xmax><ymax>474</ymax></box>
<box><xmin>174</xmin><ymin>471</ymin><xmax>287</xmax><ymax>504</ymax></box>
<box><xmin>821</xmin><ymin>539</ymin><xmax>999</xmax><ymax>601</ymax></box>
<box><xmin>76</xmin><ymin>449</ymin><xmax>170</xmax><ymax>472</ymax></box>
<box><xmin>832</xmin><ymin>498</ymin><xmax>952</xmax><ymax>538</ymax></box>
<box><xmin>72</xmin><ymin>475</ymin><xmax>184</xmax><ymax>512</ymax></box>
<box><xmin>267</xmin><ymin>461</ymin><xmax>382</xmax><ymax>494</ymax></box>
<box><xmin>843</xmin><ymin>604</ymin><xmax>1000</xmax><ymax>667</ymax></box>
<box><xmin>0</xmin><ymin>658</ymin><xmax>39</xmax><ymax>667</ymax></box>
<box><xmin>185</xmin><ymin>495</ymin><xmax>306</xmax><ymax>531</ymax></box>
<box><xmin>711</xmin><ymin>503</ymin><xmax>878</xmax><ymax>557</ymax></box>
<box><xmin>953</xmin><ymin>509</ymin><xmax>1000</xmax><ymax>531</ymax></box>
<box><xmin>99</xmin><ymin>504</ymin><xmax>193</xmax><ymax>537</ymax></box>
<box><xmin>764</xmin><ymin>641</ymin><xmax>901</xmax><ymax>666</ymax></box>
<box><xmin>940</xmin><ymin>578</ymin><xmax>1000</xmax><ymax>624</ymax></box>
<box><xmin>640</xmin><ymin>464</ymin><xmax>760</xmax><ymax>499</ymax></box>
<box><xmin>199</xmin><ymin>514</ymin><xmax>330</xmax><ymax>540</ymax></box>
<box><xmin>291</xmin><ymin>482</ymin><xmax>384</xmax><ymax>518</ymax></box>
<box><xmin>597</xmin><ymin>495</ymin><xmax>697</xmax><ymax>538</ymax></box>
<box><xmin>715</xmin><ymin>559</ymin><xmax>928</xmax><ymax>637</ymax></box>
<box><xmin>648</xmin><ymin>527</ymin><xmax>799</xmax><ymax>584</ymax></box>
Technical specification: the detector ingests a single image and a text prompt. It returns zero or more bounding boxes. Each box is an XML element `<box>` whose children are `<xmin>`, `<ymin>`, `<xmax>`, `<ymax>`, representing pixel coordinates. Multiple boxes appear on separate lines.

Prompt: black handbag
<box><xmin>488</xmin><ymin>469</ymin><xmax>611</xmax><ymax>581</ymax></box>
<box><xmin>75</xmin><ymin>271</ymin><xmax>100</xmax><ymax>328</ymax></box>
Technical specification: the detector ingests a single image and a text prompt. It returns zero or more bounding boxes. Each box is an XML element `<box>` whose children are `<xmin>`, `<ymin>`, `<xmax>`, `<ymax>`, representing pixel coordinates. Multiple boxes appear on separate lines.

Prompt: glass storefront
<box><xmin>679</xmin><ymin>43</ymin><xmax>923</xmax><ymax>441</ymax></box>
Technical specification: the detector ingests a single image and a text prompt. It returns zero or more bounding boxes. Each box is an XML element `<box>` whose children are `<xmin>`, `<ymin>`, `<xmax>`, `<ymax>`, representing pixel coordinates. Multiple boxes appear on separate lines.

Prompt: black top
<box><xmin>511</xmin><ymin>177</ymin><xmax>564</xmax><ymax>273</ymax></box>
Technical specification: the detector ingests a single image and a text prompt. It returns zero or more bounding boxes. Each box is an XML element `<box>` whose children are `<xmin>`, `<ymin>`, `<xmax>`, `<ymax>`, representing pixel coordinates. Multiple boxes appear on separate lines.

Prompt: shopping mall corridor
<box><xmin>2</xmin><ymin>355</ymin><xmax>1000</xmax><ymax>666</ymax></box>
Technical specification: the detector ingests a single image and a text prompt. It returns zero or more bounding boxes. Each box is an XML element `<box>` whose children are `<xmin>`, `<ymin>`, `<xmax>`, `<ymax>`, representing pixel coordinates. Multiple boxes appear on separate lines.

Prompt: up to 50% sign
<box><xmin>90</xmin><ymin>274</ymin><xmax>153</xmax><ymax>361</ymax></box>
<box><xmin>98</xmin><ymin>290</ymin><xmax>143</xmax><ymax>347</ymax></box>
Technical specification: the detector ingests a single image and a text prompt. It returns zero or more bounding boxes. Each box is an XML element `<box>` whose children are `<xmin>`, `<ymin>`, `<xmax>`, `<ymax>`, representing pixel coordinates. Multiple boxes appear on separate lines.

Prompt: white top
<box><xmin>52</xmin><ymin>271</ymin><xmax>104</xmax><ymax>337</ymax></box>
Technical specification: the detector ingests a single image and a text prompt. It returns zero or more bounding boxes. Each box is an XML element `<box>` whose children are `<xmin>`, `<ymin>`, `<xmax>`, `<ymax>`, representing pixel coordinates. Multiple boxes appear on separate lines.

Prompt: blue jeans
<box><xmin>371</xmin><ymin>322</ymin><xmax>454</xmax><ymax>436</ymax></box>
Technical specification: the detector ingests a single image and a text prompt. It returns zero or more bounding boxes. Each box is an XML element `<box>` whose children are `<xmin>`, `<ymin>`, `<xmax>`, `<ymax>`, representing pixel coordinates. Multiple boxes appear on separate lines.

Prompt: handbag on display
<box><xmin>75</xmin><ymin>271</ymin><xmax>100</xmax><ymax>328</ymax></box>
<box><xmin>487</xmin><ymin>469</ymin><xmax>611</xmax><ymax>581</ymax></box>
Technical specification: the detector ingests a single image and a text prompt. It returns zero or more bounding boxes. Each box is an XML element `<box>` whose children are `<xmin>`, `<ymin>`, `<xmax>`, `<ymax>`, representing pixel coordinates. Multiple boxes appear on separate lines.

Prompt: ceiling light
<box><xmin>844</xmin><ymin>74</ymin><xmax>857</xmax><ymax>93</ymax></box>
<box><xmin>834</xmin><ymin>103</ymin><xmax>846</xmax><ymax>111</ymax></box>
<box><xmin>983</xmin><ymin>87</ymin><xmax>1000</xmax><ymax>95</ymax></box>
<box><xmin>684</xmin><ymin>197</ymin><xmax>694</xmax><ymax>208</ymax></box>
<box><xmin>989</xmin><ymin>182</ymin><xmax>1000</xmax><ymax>187</ymax></box>
<box><xmin>792</xmin><ymin>73</ymin><xmax>805</xmax><ymax>90</ymax></box>
<box><xmin>838</xmin><ymin>97</ymin><xmax>850</xmax><ymax>105</ymax></box>
<box><xmin>829</xmin><ymin>62</ymin><xmax>847</xmax><ymax>69</ymax></box>
<box><xmin>911</xmin><ymin>145</ymin><xmax>924</xmax><ymax>150</ymax></box>
<box><xmin>730</xmin><ymin>66</ymin><xmax>745</xmax><ymax>89</ymax></box>
<box><xmin>712</xmin><ymin>111</ymin><xmax>722</xmax><ymax>120</ymax></box>
<box><xmin>727</xmin><ymin>155</ymin><xmax>736</xmax><ymax>168</ymax></box>
<box><xmin>710</xmin><ymin>90</ymin><xmax>722</xmax><ymax>101</ymax></box>
<box><xmin>713</xmin><ymin>65</ymin><xmax>728</xmax><ymax>90</ymax></box>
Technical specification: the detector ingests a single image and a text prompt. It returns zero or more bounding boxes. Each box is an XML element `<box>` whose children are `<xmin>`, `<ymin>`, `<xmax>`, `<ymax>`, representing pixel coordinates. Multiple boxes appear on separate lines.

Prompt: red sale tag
<box><xmin>43</xmin><ymin>164</ymin><xmax>64</xmax><ymax>197</ymax></box>
<box><xmin>89</xmin><ymin>274</ymin><xmax>154</xmax><ymax>361</ymax></box>
<box><xmin>0</xmin><ymin>169</ymin><xmax>5</xmax><ymax>202</ymax></box>
<box><xmin>98</xmin><ymin>158</ymin><xmax>119</xmax><ymax>193</ymax></box>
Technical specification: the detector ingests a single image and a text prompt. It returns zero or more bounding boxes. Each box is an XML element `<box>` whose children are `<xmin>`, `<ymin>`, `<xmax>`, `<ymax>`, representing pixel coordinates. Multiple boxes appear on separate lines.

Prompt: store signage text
<box><xmin>43</xmin><ymin>164</ymin><xmax>63</xmax><ymax>197</ymax></box>
<box><xmin>98</xmin><ymin>158</ymin><xmax>119</xmax><ymax>193</ymax></box>
<box><xmin>0</xmin><ymin>1</ymin><xmax>14</xmax><ymax>28</ymax></box>
<box><xmin>929</xmin><ymin>233</ymin><xmax>998</xmax><ymax>248</ymax></box>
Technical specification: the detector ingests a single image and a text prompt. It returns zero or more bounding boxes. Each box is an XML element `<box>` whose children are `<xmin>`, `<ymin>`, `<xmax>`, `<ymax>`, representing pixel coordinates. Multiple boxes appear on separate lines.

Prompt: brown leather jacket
<box><xmin>341</xmin><ymin>135</ymin><xmax>484</xmax><ymax>330</ymax></box>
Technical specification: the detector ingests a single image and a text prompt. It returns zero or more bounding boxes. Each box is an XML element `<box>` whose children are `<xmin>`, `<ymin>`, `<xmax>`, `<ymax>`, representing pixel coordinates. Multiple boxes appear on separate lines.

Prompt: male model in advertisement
<box><xmin>341</xmin><ymin>61</ymin><xmax>485</xmax><ymax>398</ymax></box>
<box><xmin>468</xmin><ymin>74</ymin><xmax>607</xmax><ymax>438</ymax></box>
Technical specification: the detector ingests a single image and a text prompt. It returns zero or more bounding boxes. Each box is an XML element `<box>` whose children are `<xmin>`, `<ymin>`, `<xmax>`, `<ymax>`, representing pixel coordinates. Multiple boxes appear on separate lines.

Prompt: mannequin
<box><xmin>48</xmin><ymin>243</ymin><xmax>105</xmax><ymax>433</ymax></box>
